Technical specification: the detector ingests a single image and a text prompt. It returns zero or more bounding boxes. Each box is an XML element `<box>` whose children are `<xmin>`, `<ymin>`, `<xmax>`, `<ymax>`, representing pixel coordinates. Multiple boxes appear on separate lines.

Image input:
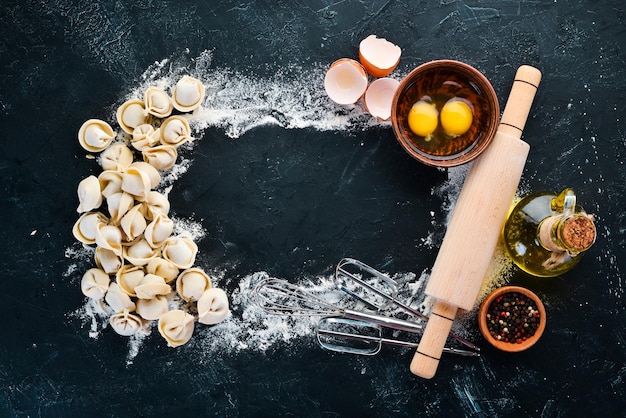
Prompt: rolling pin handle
<box><xmin>410</xmin><ymin>301</ymin><xmax>458</xmax><ymax>379</ymax></box>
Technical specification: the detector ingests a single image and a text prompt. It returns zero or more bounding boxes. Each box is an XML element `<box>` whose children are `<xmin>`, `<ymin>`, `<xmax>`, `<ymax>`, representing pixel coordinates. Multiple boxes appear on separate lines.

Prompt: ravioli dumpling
<box><xmin>77</xmin><ymin>175</ymin><xmax>103</xmax><ymax>213</ymax></box>
<box><xmin>158</xmin><ymin>309</ymin><xmax>195</xmax><ymax>348</ymax></box>
<box><xmin>162</xmin><ymin>235</ymin><xmax>198</xmax><ymax>269</ymax></box>
<box><xmin>197</xmin><ymin>288</ymin><xmax>231</xmax><ymax>325</ymax></box>
<box><xmin>110</xmin><ymin>311</ymin><xmax>144</xmax><ymax>336</ymax></box>
<box><xmin>81</xmin><ymin>268</ymin><xmax>111</xmax><ymax>300</ymax></box>
<box><xmin>78</xmin><ymin>119</ymin><xmax>115</xmax><ymax>152</ymax></box>
<box><xmin>171</xmin><ymin>76</ymin><xmax>205</xmax><ymax>112</ymax></box>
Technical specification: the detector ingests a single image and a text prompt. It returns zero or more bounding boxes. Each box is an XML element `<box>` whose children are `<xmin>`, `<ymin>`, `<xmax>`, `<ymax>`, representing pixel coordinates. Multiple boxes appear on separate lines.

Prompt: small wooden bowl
<box><xmin>391</xmin><ymin>60</ymin><xmax>499</xmax><ymax>167</ymax></box>
<box><xmin>478</xmin><ymin>286</ymin><xmax>546</xmax><ymax>352</ymax></box>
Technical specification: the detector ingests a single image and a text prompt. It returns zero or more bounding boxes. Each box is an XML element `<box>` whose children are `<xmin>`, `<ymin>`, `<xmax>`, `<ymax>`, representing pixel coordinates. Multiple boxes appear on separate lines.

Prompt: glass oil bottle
<box><xmin>502</xmin><ymin>188</ymin><xmax>596</xmax><ymax>277</ymax></box>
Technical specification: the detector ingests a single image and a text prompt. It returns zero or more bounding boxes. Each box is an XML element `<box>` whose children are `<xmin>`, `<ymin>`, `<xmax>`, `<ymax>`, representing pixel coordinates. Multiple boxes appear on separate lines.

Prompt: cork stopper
<box><xmin>560</xmin><ymin>215</ymin><xmax>596</xmax><ymax>251</ymax></box>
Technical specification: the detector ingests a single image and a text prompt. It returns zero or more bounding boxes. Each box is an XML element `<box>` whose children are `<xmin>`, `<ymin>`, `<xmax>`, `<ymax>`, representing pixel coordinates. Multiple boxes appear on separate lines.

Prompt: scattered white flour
<box><xmin>67</xmin><ymin>48</ymin><xmax>515</xmax><ymax>363</ymax></box>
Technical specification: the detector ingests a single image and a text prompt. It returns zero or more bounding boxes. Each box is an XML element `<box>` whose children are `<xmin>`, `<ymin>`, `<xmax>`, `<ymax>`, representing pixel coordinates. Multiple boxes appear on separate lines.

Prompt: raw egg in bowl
<box><xmin>391</xmin><ymin>60</ymin><xmax>500</xmax><ymax>167</ymax></box>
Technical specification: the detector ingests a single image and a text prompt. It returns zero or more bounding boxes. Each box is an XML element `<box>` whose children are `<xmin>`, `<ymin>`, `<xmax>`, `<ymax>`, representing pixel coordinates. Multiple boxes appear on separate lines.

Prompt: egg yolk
<box><xmin>408</xmin><ymin>101</ymin><xmax>438</xmax><ymax>137</ymax></box>
<box><xmin>440</xmin><ymin>99</ymin><xmax>473</xmax><ymax>136</ymax></box>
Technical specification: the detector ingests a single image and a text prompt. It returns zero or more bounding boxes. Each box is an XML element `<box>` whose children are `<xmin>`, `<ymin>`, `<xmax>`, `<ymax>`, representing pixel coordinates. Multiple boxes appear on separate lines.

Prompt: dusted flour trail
<box><xmin>66</xmin><ymin>49</ymin><xmax>513</xmax><ymax>363</ymax></box>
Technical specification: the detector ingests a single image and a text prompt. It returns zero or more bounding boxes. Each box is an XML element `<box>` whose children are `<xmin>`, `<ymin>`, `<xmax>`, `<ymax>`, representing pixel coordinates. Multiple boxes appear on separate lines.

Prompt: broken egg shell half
<box><xmin>78</xmin><ymin>119</ymin><xmax>115</xmax><ymax>153</ymax></box>
<box><xmin>364</xmin><ymin>77</ymin><xmax>401</xmax><ymax>121</ymax></box>
<box><xmin>171</xmin><ymin>75</ymin><xmax>205</xmax><ymax>113</ymax></box>
<box><xmin>116</xmin><ymin>99</ymin><xmax>150</xmax><ymax>134</ymax></box>
<box><xmin>324</xmin><ymin>58</ymin><xmax>369</xmax><ymax>106</ymax></box>
<box><xmin>358</xmin><ymin>35</ymin><xmax>402</xmax><ymax>78</ymax></box>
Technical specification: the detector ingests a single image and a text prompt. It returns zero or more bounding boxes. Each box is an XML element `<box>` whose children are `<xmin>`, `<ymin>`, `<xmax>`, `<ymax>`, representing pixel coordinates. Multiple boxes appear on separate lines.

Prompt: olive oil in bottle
<box><xmin>502</xmin><ymin>188</ymin><xmax>596</xmax><ymax>277</ymax></box>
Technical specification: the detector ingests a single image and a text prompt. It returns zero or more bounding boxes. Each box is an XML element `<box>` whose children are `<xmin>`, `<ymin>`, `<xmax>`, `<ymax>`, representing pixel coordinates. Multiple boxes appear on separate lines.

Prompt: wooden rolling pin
<box><xmin>410</xmin><ymin>65</ymin><xmax>542</xmax><ymax>379</ymax></box>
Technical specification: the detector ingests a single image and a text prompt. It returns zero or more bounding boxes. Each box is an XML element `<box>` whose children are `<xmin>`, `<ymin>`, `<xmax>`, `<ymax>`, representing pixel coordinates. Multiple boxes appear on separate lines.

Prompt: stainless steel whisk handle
<box><xmin>342</xmin><ymin>309</ymin><xmax>422</xmax><ymax>334</ymax></box>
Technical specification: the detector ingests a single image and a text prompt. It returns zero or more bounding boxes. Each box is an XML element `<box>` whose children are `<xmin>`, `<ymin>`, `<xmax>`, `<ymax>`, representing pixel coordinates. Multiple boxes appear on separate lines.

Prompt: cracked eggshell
<box><xmin>358</xmin><ymin>35</ymin><xmax>401</xmax><ymax>78</ymax></box>
<box><xmin>364</xmin><ymin>77</ymin><xmax>400</xmax><ymax>121</ymax></box>
<box><xmin>78</xmin><ymin>119</ymin><xmax>115</xmax><ymax>152</ymax></box>
<box><xmin>324</xmin><ymin>58</ymin><xmax>368</xmax><ymax>105</ymax></box>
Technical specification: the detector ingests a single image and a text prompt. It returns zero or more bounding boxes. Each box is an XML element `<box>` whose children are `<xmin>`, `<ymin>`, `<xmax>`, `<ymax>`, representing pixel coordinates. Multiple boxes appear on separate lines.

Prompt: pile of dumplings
<box><xmin>73</xmin><ymin>75</ymin><xmax>231</xmax><ymax>348</ymax></box>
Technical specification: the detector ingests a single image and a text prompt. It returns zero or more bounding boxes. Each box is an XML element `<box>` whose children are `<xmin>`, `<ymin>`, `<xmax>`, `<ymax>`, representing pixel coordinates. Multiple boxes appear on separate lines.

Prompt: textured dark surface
<box><xmin>1</xmin><ymin>1</ymin><xmax>625</xmax><ymax>417</ymax></box>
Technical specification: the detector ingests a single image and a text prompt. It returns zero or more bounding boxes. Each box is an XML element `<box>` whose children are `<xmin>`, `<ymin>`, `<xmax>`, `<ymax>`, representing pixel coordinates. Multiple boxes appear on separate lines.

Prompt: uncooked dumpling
<box><xmin>141</xmin><ymin>191</ymin><xmax>170</xmax><ymax>220</ymax></box>
<box><xmin>162</xmin><ymin>235</ymin><xmax>198</xmax><ymax>269</ymax></box>
<box><xmin>197</xmin><ymin>287</ymin><xmax>231</xmax><ymax>325</ymax></box>
<box><xmin>145</xmin><ymin>257</ymin><xmax>179</xmax><ymax>283</ymax></box>
<box><xmin>100</xmin><ymin>142</ymin><xmax>134</xmax><ymax>172</ymax></box>
<box><xmin>136</xmin><ymin>294</ymin><xmax>169</xmax><ymax>320</ymax></box>
<box><xmin>105</xmin><ymin>282</ymin><xmax>136</xmax><ymax>313</ymax></box>
<box><xmin>78</xmin><ymin>119</ymin><xmax>115</xmax><ymax>152</ymax></box>
<box><xmin>176</xmin><ymin>268</ymin><xmax>212</xmax><ymax>302</ymax></box>
<box><xmin>77</xmin><ymin>175</ymin><xmax>103</xmax><ymax>213</ymax></box>
<box><xmin>94</xmin><ymin>246</ymin><xmax>123</xmax><ymax>275</ymax></box>
<box><xmin>117</xmin><ymin>99</ymin><xmax>149</xmax><ymax>134</ymax></box>
<box><xmin>98</xmin><ymin>170</ymin><xmax>123</xmax><ymax>198</ymax></box>
<box><xmin>110</xmin><ymin>310</ymin><xmax>144</xmax><ymax>336</ymax></box>
<box><xmin>106</xmin><ymin>192</ymin><xmax>135</xmax><ymax>225</ymax></box>
<box><xmin>81</xmin><ymin>268</ymin><xmax>111</xmax><ymax>300</ymax></box>
<box><xmin>144</xmin><ymin>86</ymin><xmax>173</xmax><ymax>118</ymax></box>
<box><xmin>134</xmin><ymin>273</ymin><xmax>171</xmax><ymax>299</ymax></box>
<box><xmin>142</xmin><ymin>144</ymin><xmax>177</xmax><ymax>171</ymax></box>
<box><xmin>120</xmin><ymin>204</ymin><xmax>147</xmax><ymax>242</ymax></box>
<box><xmin>121</xmin><ymin>165</ymin><xmax>154</xmax><ymax>202</ymax></box>
<box><xmin>73</xmin><ymin>211</ymin><xmax>108</xmax><ymax>245</ymax></box>
<box><xmin>160</xmin><ymin>116</ymin><xmax>192</xmax><ymax>147</ymax></box>
<box><xmin>144</xmin><ymin>213</ymin><xmax>174</xmax><ymax>249</ymax></box>
<box><xmin>95</xmin><ymin>224</ymin><xmax>123</xmax><ymax>256</ymax></box>
<box><xmin>116</xmin><ymin>264</ymin><xmax>146</xmax><ymax>297</ymax></box>
<box><xmin>158</xmin><ymin>309</ymin><xmax>195</xmax><ymax>347</ymax></box>
<box><xmin>123</xmin><ymin>238</ymin><xmax>160</xmax><ymax>266</ymax></box>
<box><xmin>131</xmin><ymin>124</ymin><xmax>161</xmax><ymax>151</ymax></box>
<box><xmin>171</xmin><ymin>76</ymin><xmax>205</xmax><ymax>112</ymax></box>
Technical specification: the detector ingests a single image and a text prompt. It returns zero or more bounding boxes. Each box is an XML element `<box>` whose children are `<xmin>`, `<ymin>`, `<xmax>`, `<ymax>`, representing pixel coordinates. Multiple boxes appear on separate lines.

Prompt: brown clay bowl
<box><xmin>391</xmin><ymin>60</ymin><xmax>500</xmax><ymax>167</ymax></box>
<box><xmin>478</xmin><ymin>286</ymin><xmax>546</xmax><ymax>352</ymax></box>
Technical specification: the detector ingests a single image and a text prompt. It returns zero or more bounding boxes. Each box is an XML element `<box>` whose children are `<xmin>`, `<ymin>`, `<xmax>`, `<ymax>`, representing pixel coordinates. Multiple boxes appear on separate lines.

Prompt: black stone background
<box><xmin>1</xmin><ymin>1</ymin><xmax>625</xmax><ymax>417</ymax></box>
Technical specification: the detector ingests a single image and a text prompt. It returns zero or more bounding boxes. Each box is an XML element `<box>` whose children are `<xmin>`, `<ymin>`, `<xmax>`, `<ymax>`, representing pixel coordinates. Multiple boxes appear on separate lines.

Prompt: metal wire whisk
<box><xmin>253</xmin><ymin>278</ymin><xmax>424</xmax><ymax>334</ymax></box>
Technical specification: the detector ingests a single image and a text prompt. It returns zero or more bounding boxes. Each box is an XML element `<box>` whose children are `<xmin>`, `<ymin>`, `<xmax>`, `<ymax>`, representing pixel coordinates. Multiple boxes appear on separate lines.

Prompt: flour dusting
<box><xmin>67</xmin><ymin>49</ymin><xmax>513</xmax><ymax>362</ymax></box>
